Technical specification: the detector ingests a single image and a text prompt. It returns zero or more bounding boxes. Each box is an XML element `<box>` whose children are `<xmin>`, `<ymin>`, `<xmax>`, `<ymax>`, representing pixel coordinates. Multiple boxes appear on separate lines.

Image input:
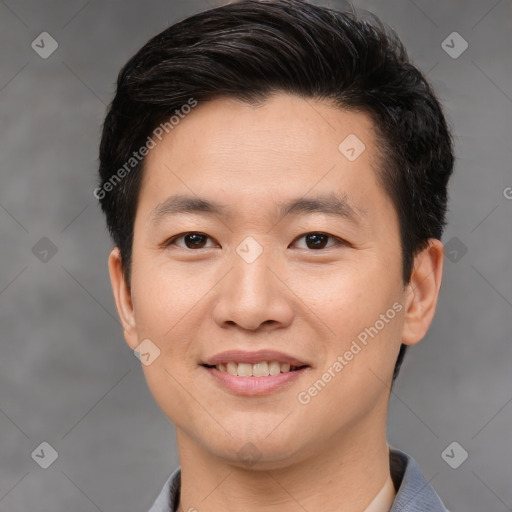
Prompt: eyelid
<box><xmin>163</xmin><ymin>232</ymin><xmax>218</xmax><ymax>249</ymax></box>
<box><xmin>163</xmin><ymin>231</ymin><xmax>348</xmax><ymax>250</ymax></box>
<box><xmin>290</xmin><ymin>232</ymin><xmax>347</xmax><ymax>249</ymax></box>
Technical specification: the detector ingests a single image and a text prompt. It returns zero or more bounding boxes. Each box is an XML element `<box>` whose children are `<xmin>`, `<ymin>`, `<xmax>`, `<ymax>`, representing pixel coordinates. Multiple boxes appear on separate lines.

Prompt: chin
<box><xmin>198</xmin><ymin>428</ymin><xmax>308</xmax><ymax>470</ymax></box>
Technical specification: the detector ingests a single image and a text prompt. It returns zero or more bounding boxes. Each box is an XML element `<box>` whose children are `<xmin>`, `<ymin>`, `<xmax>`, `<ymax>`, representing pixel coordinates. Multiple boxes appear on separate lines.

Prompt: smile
<box><xmin>204</xmin><ymin>361</ymin><xmax>307</xmax><ymax>377</ymax></box>
<box><xmin>201</xmin><ymin>349</ymin><xmax>311</xmax><ymax>395</ymax></box>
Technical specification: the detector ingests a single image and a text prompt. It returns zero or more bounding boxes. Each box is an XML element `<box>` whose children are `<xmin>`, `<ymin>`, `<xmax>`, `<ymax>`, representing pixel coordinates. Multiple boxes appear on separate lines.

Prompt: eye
<box><xmin>291</xmin><ymin>232</ymin><xmax>344</xmax><ymax>250</ymax></box>
<box><xmin>164</xmin><ymin>232</ymin><xmax>217</xmax><ymax>249</ymax></box>
<box><xmin>163</xmin><ymin>231</ymin><xmax>346</xmax><ymax>251</ymax></box>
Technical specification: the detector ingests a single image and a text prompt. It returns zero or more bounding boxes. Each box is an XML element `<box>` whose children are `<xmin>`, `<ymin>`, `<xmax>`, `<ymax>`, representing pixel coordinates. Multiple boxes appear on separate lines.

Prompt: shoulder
<box><xmin>147</xmin><ymin>467</ymin><xmax>181</xmax><ymax>512</ymax></box>
<box><xmin>148</xmin><ymin>449</ymin><xmax>451</xmax><ymax>512</ymax></box>
<box><xmin>389</xmin><ymin>447</ymin><xmax>450</xmax><ymax>512</ymax></box>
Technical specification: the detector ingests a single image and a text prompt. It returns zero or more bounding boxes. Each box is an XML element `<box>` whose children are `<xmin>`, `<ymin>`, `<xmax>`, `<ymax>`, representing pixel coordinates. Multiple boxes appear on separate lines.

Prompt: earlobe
<box><xmin>401</xmin><ymin>239</ymin><xmax>444</xmax><ymax>346</ymax></box>
<box><xmin>108</xmin><ymin>247</ymin><xmax>138</xmax><ymax>349</ymax></box>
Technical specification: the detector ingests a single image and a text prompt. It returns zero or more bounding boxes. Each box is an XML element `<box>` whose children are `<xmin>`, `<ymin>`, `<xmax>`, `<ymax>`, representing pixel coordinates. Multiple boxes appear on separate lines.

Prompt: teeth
<box><xmin>237</xmin><ymin>363</ymin><xmax>253</xmax><ymax>377</ymax></box>
<box><xmin>252</xmin><ymin>362</ymin><xmax>268</xmax><ymax>377</ymax></box>
<box><xmin>215</xmin><ymin>361</ymin><xmax>301</xmax><ymax>377</ymax></box>
<box><xmin>269</xmin><ymin>361</ymin><xmax>281</xmax><ymax>375</ymax></box>
<box><xmin>226</xmin><ymin>362</ymin><xmax>237</xmax><ymax>376</ymax></box>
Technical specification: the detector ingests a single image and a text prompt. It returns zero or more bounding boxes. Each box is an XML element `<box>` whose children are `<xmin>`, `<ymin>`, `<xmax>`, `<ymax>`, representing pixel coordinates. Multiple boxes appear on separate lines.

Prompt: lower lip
<box><xmin>202</xmin><ymin>366</ymin><xmax>309</xmax><ymax>396</ymax></box>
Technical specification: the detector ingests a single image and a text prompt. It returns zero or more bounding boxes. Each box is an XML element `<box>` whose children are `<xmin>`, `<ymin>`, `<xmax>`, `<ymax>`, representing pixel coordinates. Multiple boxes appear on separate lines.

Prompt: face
<box><xmin>109</xmin><ymin>93</ymin><xmax>443</xmax><ymax>469</ymax></box>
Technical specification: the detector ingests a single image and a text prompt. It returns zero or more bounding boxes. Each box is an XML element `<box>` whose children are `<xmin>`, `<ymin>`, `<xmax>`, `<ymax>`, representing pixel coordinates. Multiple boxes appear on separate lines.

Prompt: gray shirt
<box><xmin>148</xmin><ymin>447</ymin><xmax>449</xmax><ymax>512</ymax></box>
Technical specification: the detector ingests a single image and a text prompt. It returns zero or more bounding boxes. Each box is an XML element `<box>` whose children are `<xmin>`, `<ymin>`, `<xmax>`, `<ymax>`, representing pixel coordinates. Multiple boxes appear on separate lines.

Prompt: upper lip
<box><xmin>202</xmin><ymin>349</ymin><xmax>310</xmax><ymax>367</ymax></box>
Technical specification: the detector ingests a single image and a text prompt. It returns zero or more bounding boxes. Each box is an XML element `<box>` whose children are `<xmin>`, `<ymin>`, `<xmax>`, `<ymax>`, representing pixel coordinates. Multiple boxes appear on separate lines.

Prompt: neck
<box><xmin>175</xmin><ymin>407</ymin><xmax>393</xmax><ymax>512</ymax></box>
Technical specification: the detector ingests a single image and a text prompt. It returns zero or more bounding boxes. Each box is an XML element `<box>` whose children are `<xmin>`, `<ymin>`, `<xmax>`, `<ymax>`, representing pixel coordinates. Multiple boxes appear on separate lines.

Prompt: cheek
<box><xmin>141</xmin><ymin>360</ymin><xmax>199</xmax><ymax>437</ymax></box>
<box><xmin>291</xmin><ymin>258</ymin><xmax>393</xmax><ymax>332</ymax></box>
<box><xmin>131</xmin><ymin>258</ymin><xmax>207</xmax><ymax>336</ymax></box>
<box><xmin>292</xmin><ymin>258</ymin><xmax>404</xmax><ymax>378</ymax></box>
<box><xmin>129</xmin><ymin>279</ymin><xmax>200</xmax><ymax>403</ymax></box>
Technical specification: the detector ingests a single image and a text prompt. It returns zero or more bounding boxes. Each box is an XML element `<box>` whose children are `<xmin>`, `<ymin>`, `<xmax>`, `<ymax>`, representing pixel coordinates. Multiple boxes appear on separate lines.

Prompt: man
<box><xmin>96</xmin><ymin>1</ymin><xmax>454</xmax><ymax>510</ymax></box>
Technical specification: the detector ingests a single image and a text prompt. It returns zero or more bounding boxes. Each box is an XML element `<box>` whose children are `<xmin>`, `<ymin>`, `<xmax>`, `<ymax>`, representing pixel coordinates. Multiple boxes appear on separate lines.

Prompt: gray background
<box><xmin>0</xmin><ymin>0</ymin><xmax>511</xmax><ymax>510</ymax></box>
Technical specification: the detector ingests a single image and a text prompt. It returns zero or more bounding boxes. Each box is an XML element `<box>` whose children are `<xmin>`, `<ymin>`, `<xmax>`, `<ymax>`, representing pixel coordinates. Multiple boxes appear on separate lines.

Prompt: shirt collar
<box><xmin>148</xmin><ymin>447</ymin><xmax>449</xmax><ymax>512</ymax></box>
<box><xmin>388</xmin><ymin>447</ymin><xmax>448</xmax><ymax>511</ymax></box>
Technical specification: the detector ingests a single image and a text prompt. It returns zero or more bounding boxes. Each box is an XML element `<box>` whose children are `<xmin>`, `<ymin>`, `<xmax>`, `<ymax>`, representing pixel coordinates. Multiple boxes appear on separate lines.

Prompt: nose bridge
<box><xmin>231</xmin><ymin>236</ymin><xmax>275</xmax><ymax>306</ymax></box>
<box><xmin>212</xmin><ymin>236</ymin><xmax>293</xmax><ymax>330</ymax></box>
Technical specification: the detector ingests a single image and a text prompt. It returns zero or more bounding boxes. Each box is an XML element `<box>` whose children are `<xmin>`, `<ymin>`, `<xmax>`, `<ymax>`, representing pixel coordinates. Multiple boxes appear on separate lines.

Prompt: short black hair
<box><xmin>97</xmin><ymin>0</ymin><xmax>454</xmax><ymax>383</ymax></box>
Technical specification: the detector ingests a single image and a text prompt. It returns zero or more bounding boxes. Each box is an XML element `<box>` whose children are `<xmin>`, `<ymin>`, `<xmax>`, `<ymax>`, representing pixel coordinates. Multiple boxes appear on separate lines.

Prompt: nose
<box><xmin>212</xmin><ymin>244</ymin><xmax>294</xmax><ymax>332</ymax></box>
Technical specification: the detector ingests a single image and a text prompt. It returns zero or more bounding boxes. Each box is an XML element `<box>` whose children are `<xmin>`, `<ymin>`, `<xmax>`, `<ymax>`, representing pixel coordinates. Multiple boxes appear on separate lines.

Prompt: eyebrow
<box><xmin>149</xmin><ymin>192</ymin><xmax>367</xmax><ymax>226</ymax></box>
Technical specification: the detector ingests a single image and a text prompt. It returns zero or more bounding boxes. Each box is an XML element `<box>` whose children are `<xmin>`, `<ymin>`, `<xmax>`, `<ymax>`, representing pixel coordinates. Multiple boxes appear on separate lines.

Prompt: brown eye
<box><xmin>292</xmin><ymin>232</ymin><xmax>341</xmax><ymax>250</ymax></box>
<box><xmin>165</xmin><ymin>232</ymin><xmax>215</xmax><ymax>249</ymax></box>
<box><xmin>183</xmin><ymin>233</ymin><xmax>208</xmax><ymax>248</ymax></box>
<box><xmin>305</xmin><ymin>233</ymin><xmax>329</xmax><ymax>249</ymax></box>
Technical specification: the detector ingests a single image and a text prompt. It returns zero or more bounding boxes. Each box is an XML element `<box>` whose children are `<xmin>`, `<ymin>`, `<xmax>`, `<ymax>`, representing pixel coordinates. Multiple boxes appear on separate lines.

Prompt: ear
<box><xmin>108</xmin><ymin>247</ymin><xmax>139</xmax><ymax>350</ymax></box>
<box><xmin>401</xmin><ymin>238</ymin><xmax>444</xmax><ymax>346</ymax></box>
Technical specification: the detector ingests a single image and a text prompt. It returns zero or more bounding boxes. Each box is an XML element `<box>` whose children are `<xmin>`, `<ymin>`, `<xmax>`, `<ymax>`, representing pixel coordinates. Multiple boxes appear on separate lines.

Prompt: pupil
<box><xmin>306</xmin><ymin>233</ymin><xmax>327</xmax><ymax>249</ymax></box>
<box><xmin>186</xmin><ymin>233</ymin><xmax>206</xmax><ymax>248</ymax></box>
<box><xmin>183</xmin><ymin>233</ymin><xmax>328</xmax><ymax>249</ymax></box>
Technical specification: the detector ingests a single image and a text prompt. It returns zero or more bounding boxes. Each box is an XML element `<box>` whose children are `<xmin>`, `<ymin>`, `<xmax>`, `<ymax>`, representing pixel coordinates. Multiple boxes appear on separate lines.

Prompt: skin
<box><xmin>109</xmin><ymin>93</ymin><xmax>444</xmax><ymax>512</ymax></box>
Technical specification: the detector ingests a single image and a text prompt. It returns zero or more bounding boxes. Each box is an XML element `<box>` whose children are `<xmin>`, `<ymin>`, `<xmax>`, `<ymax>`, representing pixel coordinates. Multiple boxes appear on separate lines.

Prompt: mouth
<box><xmin>200</xmin><ymin>350</ymin><xmax>311</xmax><ymax>396</ymax></box>
<box><xmin>201</xmin><ymin>361</ymin><xmax>309</xmax><ymax>377</ymax></box>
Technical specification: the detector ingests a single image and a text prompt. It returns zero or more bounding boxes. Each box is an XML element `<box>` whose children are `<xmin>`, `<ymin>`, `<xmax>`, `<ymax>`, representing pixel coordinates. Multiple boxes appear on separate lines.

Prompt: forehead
<box><xmin>138</xmin><ymin>93</ymin><xmax>392</xmax><ymax>226</ymax></box>
<box><xmin>149</xmin><ymin>94</ymin><xmax>379</xmax><ymax>164</ymax></box>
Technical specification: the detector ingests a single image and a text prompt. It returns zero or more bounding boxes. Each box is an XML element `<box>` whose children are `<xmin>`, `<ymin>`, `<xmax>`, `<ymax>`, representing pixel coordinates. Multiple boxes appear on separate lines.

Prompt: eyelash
<box><xmin>162</xmin><ymin>232</ymin><xmax>348</xmax><ymax>251</ymax></box>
